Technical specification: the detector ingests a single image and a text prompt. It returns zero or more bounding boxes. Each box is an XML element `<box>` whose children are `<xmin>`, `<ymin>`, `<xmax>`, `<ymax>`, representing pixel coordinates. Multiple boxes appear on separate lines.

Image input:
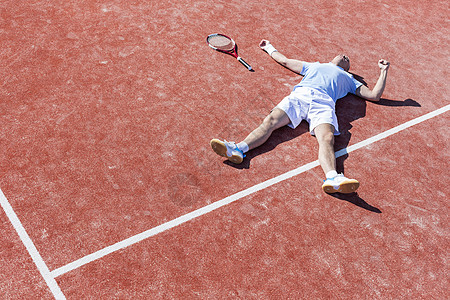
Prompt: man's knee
<box><xmin>262</xmin><ymin>109</ymin><xmax>289</xmax><ymax>130</ymax></box>
<box><xmin>315</xmin><ymin>124</ymin><xmax>335</xmax><ymax>145</ymax></box>
<box><xmin>263</xmin><ymin>114</ymin><xmax>278</xmax><ymax>128</ymax></box>
<box><xmin>321</xmin><ymin>131</ymin><xmax>335</xmax><ymax>145</ymax></box>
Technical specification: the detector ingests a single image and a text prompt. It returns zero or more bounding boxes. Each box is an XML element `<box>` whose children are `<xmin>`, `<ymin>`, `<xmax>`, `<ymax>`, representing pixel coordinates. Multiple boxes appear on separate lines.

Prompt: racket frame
<box><xmin>207</xmin><ymin>33</ymin><xmax>253</xmax><ymax>71</ymax></box>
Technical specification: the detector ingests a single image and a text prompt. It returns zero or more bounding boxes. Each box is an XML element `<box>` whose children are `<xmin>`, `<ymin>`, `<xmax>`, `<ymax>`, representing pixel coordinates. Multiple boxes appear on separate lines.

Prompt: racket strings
<box><xmin>208</xmin><ymin>35</ymin><xmax>234</xmax><ymax>51</ymax></box>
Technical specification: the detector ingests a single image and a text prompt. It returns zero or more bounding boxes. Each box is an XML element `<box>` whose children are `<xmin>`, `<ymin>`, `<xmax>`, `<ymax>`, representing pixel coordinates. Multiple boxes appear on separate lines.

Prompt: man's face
<box><xmin>332</xmin><ymin>54</ymin><xmax>350</xmax><ymax>71</ymax></box>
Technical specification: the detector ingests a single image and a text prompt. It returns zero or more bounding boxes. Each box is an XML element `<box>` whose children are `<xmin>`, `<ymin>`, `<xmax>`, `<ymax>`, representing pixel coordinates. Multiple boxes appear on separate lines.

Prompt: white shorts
<box><xmin>275</xmin><ymin>86</ymin><xmax>340</xmax><ymax>135</ymax></box>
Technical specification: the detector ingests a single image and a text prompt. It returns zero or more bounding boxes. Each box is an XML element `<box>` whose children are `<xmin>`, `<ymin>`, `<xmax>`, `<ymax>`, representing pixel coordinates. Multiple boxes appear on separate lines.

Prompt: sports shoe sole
<box><xmin>322</xmin><ymin>179</ymin><xmax>360</xmax><ymax>194</ymax></box>
<box><xmin>210</xmin><ymin>139</ymin><xmax>243</xmax><ymax>164</ymax></box>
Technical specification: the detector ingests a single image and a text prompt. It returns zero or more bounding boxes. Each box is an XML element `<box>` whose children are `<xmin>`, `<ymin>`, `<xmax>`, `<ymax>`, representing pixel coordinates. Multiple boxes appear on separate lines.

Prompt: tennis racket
<box><xmin>207</xmin><ymin>33</ymin><xmax>253</xmax><ymax>72</ymax></box>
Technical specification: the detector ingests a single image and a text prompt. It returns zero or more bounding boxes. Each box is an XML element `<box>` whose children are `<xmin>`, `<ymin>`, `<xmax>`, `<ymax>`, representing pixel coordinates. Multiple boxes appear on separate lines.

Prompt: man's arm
<box><xmin>260</xmin><ymin>40</ymin><xmax>304</xmax><ymax>74</ymax></box>
<box><xmin>355</xmin><ymin>59</ymin><xmax>390</xmax><ymax>101</ymax></box>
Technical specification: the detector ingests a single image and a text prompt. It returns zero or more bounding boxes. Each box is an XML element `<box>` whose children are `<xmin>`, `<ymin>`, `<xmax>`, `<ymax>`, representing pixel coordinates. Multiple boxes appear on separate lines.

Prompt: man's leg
<box><xmin>210</xmin><ymin>108</ymin><xmax>291</xmax><ymax>163</ymax></box>
<box><xmin>313</xmin><ymin>123</ymin><xmax>337</xmax><ymax>175</ymax></box>
<box><xmin>241</xmin><ymin>108</ymin><xmax>291</xmax><ymax>151</ymax></box>
<box><xmin>314</xmin><ymin>123</ymin><xmax>359</xmax><ymax>193</ymax></box>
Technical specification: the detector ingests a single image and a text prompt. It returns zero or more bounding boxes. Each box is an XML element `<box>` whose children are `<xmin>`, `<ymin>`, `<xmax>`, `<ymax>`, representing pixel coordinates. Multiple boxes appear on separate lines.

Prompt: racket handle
<box><xmin>237</xmin><ymin>57</ymin><xmax>253</xmax><ymax>71</ymax></box>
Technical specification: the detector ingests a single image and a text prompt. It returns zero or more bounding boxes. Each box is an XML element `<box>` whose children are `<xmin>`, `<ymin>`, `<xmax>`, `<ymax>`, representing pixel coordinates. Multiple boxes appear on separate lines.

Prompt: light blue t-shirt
<box><xmin>294</xmin><ymin>62</ymin><xmax>362</xmax><ymax>102</ymax></box>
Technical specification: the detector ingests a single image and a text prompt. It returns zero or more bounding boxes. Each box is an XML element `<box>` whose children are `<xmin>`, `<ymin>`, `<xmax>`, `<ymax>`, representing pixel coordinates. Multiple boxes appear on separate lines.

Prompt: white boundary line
<box><xmin>0</xmin><ymin>105</ymin><xmax>448</xmax><ymax>295</ymax></box>
<box><xmin>49</xmin><ymin>104</ymin><xmax>450</xmax><ymax>278</ymax></box>
<box><xmin>0</xmin><ymin>189</ymin><xmax>66</xmax><ymax>300</ymax></box>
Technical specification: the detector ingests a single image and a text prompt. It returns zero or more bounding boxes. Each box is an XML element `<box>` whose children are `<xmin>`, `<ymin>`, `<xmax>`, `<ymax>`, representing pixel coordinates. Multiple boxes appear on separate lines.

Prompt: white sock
<box><xmin>237</xmin><ymin>142</ymin><xmax>249</xmax><ymax>153</ymax></box>
<box><xmin>326</xmin><ymin>170</ymin><xmax>338</xmax><ymax>179</ymax></box>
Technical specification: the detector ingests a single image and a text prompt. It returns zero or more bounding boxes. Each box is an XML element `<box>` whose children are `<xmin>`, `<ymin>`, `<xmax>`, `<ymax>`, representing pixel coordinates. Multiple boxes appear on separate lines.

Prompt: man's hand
<box><xmin>355</xmin><ymin>59</ymin><xmax>390</xmax><ymax>101</ymax></box>
<box><xmin>378</xmin><ymin>59</ymin><xmax>390</xmax><ymax>71</ymax></box>
<box><xmin>259</xmin><ymin>39</ymin><xmax>269</xmax><ymax>48</ymax></box>
<box><xmin>260</xmin><ymin>40</ymin><xmax>303</xmax><ymax>74</ymax></box>
<box><xmin>260</xmin><ymin>40</ymin><xmax>277</xmax><ymax>56</ymax></box>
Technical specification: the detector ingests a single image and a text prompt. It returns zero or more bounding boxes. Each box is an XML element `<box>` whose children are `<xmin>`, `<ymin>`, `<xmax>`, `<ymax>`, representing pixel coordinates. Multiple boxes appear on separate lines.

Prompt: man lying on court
<box><xmin>210</xmin><ymin>39</ymin><xmax>390</xmax><ymax>194</ymax></box>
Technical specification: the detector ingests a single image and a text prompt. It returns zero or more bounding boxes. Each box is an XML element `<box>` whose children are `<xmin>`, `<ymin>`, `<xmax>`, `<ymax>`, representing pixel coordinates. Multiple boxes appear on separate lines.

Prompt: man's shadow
<box><xmin>334</xmin><ymin>74</ymin><xmax>421</xmax><ymax>174</ymax></box>
<box><xmin>334</xmin><ymin>93</ymin><xmax>421</xmax><ymax>160</ymax></box>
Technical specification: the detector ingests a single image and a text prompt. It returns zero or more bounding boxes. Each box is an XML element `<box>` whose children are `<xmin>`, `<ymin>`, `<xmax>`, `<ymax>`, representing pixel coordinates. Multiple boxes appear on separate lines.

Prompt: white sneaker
<box><xmin>322</xmin><ymin>174</ymin><xmax>359</xmax><ymax>194</ymax></box>
<box><xmin>210</xmin><ymin>139</ymin><xmax>245</xmax><ymax>164</ymax></box>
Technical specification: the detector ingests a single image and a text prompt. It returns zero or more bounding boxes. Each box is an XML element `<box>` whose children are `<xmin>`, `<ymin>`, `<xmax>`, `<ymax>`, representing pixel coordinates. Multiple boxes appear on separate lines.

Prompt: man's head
<box><xmin>331</xmin><ymin>54</ymin><xmax>350</xmax><ymax>72</ymax></box>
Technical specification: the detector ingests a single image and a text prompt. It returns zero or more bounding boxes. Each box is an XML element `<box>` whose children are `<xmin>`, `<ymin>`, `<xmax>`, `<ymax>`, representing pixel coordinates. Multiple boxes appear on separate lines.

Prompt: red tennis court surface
<box><xmin>1</xmin><ymin>0</ymin><xmax>449</xmax><ymax>298</ymax></box>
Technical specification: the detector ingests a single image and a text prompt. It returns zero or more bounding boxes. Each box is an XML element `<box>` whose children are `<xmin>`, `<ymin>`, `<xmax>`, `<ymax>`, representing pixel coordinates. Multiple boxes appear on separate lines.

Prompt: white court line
<box><xmin>49</xmin><ymin>104</ymin><xmax>450</xmax><ymax>278</ymax></box>
<box><xmin>0</xmin><ymin>189</ymin><xmax>66</xmax><ymax>300</ymax></box>
<box><xmin>2</xmin><ymin>105</ymin><xmax>449</xmax><ymax>287</ymax></box>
